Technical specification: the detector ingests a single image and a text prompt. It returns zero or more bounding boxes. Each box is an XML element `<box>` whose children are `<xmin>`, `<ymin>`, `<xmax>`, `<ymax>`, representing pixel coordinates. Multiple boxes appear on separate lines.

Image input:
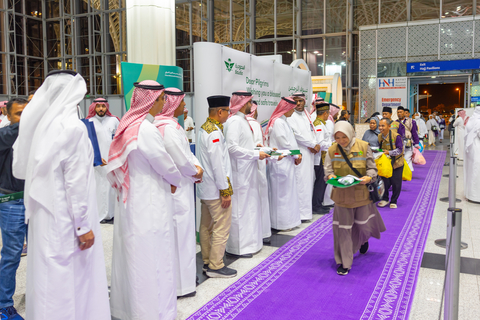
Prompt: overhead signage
<box><xmin>407</xmin><ymin>59</ymin><xmax>480</xmax><ymax>73</ymax></box>
<box><xmin>376</xmin><ymin>77</ymin><xmax>408</xmax><ymax>112</ymax></box>
<box><xmin>471</xmin><ymin>96</ymin><xmax>480</xmax><ymax>102</ymax></box>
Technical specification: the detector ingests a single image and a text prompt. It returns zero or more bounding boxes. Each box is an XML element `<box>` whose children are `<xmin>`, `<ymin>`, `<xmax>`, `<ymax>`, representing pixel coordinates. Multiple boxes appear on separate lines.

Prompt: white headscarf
<box><xmin>465</xmin><ymin>106</ymin><xmax>480</xmax><ymax>153</ymax></box>
<box><xmin>13</xmin><ymin>71</ymin><xmax>87</xmax><ymax>220</ymax></box>
<box><xmin>333</xmin><ymin>121</ymin><xmax>356</xmax><ymax>152</ymax></box>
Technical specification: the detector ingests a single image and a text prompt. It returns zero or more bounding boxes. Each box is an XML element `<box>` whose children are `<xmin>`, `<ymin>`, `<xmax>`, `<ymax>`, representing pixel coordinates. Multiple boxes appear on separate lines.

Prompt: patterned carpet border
<box><xmin>360</xmin><ymin>151</ymin><xmax>446</xmax><ymax>320</ymax></box>
<box><xmin>188</xmin><ymin>212</ymin><xmax>334</xmax><ymax>319</ymax></box>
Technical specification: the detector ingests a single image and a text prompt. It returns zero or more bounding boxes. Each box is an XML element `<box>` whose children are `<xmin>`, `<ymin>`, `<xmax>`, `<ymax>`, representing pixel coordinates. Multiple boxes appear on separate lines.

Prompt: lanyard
<box><xmin>0</xmin><ymin>191</ymin><xmax>24</xmax><ymax>203</ymax></box>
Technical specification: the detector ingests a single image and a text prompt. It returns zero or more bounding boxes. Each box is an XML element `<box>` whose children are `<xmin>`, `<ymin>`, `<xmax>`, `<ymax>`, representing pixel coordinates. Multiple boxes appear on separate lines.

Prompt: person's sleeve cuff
<box><xmin>219</xmin><ymin>177</ymin><xmax>234</xmax><ymax>197</ymax></box>
<box><xmin>74</xmin><ymin>219</ymin><xmax>91</xmax><ymax>237</ymax></box>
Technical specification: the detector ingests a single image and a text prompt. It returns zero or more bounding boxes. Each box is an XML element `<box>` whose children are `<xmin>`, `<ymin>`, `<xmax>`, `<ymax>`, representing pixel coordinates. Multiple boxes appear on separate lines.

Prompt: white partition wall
<box><xmin>193</xmin><ymin>42</ymin><xmax>313</xmax><ymax>130</ymax></box>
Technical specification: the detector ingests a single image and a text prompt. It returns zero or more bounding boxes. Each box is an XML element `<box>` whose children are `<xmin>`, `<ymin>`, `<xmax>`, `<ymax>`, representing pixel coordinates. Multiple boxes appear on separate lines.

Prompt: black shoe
<box><xmin>226</xmin><ymin>252</ymin><xmax>253</xmax><ymax>258</ymax></box>
<box><xmin>337</xmin><ymin>265</ymin><xmax>349</xmax><ymax>276</ymax></box>
<box><xmin>202</xmin><ymin>264</ymin><xmax>208</xmax><ymax>272</ymax></box>
<box><xmin>178</xmin><ymin>291</ymin><xmax>196</xmax><ymax>298</ymax></box>
<box><xmin>206</xmin><ymin>266</ymin><xmax>238</xmax><ymax>278</ymax></box>
<box><xmin>263</xmin><ymin>237</ymin><xmax>271</xmax><ymax>244</ymax></box>
<box><xmin>301</xmin><ymin>219</ymin><xmax>311</xmax><ymax>223</ymax></box>
<box><xmin>360</xmin><ymin>242</ymin><xmax>369</xmax><ymax>254</ymax></box>
<box><xmin>100</xmin><ymin>218</ymin><xmax>114</xmax><ymax>224</ymax></box>
<box><xmin>313</xmin><ymin>207</ymin><xmax>331</xmax><ymax>215</ymax></box>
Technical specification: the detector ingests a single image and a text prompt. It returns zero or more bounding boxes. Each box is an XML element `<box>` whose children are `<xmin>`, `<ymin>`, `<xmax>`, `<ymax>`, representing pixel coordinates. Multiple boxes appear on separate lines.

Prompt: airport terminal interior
<box><xmin>1</xmin><ymin>0</ymin><xmax>480</xmax><ymax>319</ymax></box>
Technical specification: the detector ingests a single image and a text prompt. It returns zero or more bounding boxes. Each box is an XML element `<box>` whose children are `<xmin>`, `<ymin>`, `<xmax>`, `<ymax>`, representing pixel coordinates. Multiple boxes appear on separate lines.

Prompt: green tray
<box><xmin>326</xmin><ymin>177</ymin><xmax>361</xmax><ymax>188</ymax></box>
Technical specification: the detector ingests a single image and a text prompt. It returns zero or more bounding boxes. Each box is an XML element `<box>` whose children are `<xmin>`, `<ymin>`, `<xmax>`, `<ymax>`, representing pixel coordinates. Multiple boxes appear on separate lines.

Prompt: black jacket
<box><xmin>0</xmin><ymin>123</ymin><xmax>25</xmax><ymax>193</ymax></box>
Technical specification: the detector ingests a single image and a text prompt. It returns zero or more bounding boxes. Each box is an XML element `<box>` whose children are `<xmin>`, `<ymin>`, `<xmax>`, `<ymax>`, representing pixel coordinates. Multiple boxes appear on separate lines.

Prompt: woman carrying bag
<box><xmin>324</xmin><ymin>122</ymin><xmax>386</xmax><ymax>276</ymax></box>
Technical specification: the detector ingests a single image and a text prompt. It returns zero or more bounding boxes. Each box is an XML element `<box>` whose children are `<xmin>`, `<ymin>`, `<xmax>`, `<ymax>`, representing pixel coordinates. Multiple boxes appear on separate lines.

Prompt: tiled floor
<box><xmin>3</xmin><ymin>135</ymin><xmax>479</xmax><ymax>319</ymax></box>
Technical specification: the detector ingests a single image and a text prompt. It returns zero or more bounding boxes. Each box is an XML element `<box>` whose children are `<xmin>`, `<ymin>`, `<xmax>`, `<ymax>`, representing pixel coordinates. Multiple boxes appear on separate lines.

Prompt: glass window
<box><xmin>107</xmin><ymin>55</ymin><xmax>122</xmax><ymax>95</ymax></box>
<box><xmin>411</xmin><ymin>0</ymin><xmax>440</xmax><ymax>21</ymax></box>
<box><xmin>302</xmin><ymin>37</ymin><xmax>324</xmax><ymax>76</ymax></box>
<box><xmin>214</xmin><ymin>0</ymin><xmax>230</xmax><ymax>43</ymax></box>
<box><xmin>63</xmin><ymin>0</ymin><xmax>72</xmax><ymax>15</ymax></box>
<box><xmin>255</xmin><ymin>41</ymin><xmax>275</xmax><ymax>56</ymax></box>
<box><xmin>192</xmin><ymin>1</ymin><xmax>207</xmax><ymax>42</ymax></box>
<box><xmin>47</xmin><ymin>21</ymin><xmax>60</xmax><ymax>58</ymax></box>
<box><xmin>255</xmin><ymin>0</ymin><xmax>274</xmax><ymax>39</ymax></box>
<box><xmin>354</xmin><ymin>0</ymin><xmax>378</xmax><ymax>28</ymax></box>
<box><xmin>0</xmin><ymin>54</ymin><xmax>5</xmax><ymax>95</ymax></box>
<box><xmin>26</xmin><ymin>19</ymin><xmax>43</xmax><ymax>57</ymax></box>
<box><xmin>26</xmin><ymin>0</ymin><xmax>42</xmax><ymax>17</ymax></box>
<box><xmin>380</xmin><ymin>0</ymin><xmax>407</xmax><ymax>23</ymax></box>
<box><xmin>14</xmin><ymin>56</ymin><xmax>26</xmax><ymax>96</ymax></box>
<box><xmin>13</xmin><ymin>15</ymin><xmax>25</xmax><ymax>54</ymax></box>
<box><xmin>232</xmin><ymin>0</ymin><xmax>246</xmax><ymax>43</ymax></box>
<box><xmin>46</xmin><ymin>0</ymin><xmax>60</xmax><ymax>19</ymax></box>
<box><xmin>27</xmin><ymin>58</ymin><xmax>43</xmax><ymax>93</ymax></box>
<box><xmin>326</xmin><ymin>0</ymin><xmax>346</xmax><ymax>33</ymax></box>
<box><xmin>276</xmin><ymin>0</ymin><xmax>293</xmax><ymax>38</ymax></box>
<box><xmin>277</xmin><ymin>40</ymin><xmax>295</xmax><ymax>65</ymax></box>
<box><xmin>442</xmin><ymin>0</ymin><xmax>473</xmax><ymax>18</ymax></box>
<box><xmin>176</xmin><ymin>48</ymin><xmax>191</xmax><ymax>92</ymax></box>
<box><xmin>302</xmin><ymin>0</ymin><xmax>323</xmax><ymax>35</ymax></box>
<box><xmin>325</xmin><ymin>36</ymin><xmax>346</xmax><ymax>85</ymax></box>
<box><xmin>77</xmin><ymin>16</ymin><xmax>91</xmax><ymax>55</ymax></box>
<box><xmin>176</xmin><ymin>2</ymin><xmax>190</xmax><ymax>46</ymax></box>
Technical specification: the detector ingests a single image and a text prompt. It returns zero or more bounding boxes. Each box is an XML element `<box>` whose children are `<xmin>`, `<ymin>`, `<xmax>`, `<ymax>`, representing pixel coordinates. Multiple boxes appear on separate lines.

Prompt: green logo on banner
<box><xmin>225</xmin><ymin>58</ymin><xmax>235</xmax><ymax>72</ymax></box>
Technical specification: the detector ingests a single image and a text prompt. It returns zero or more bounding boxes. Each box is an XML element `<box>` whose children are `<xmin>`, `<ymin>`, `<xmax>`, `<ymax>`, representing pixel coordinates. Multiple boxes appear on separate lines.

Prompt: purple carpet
<box><xmin>188</xmin><ymin>150</ymin><xmax>446</xmax><ymax>320</ymax></box>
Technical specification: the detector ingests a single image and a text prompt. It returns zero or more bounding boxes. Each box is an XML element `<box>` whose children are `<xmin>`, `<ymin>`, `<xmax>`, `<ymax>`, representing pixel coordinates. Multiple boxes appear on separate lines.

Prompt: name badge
<box><xmin>316</xmin><ymin>129</ymin><xmax>322</xmax><ymax>132</ymax></box>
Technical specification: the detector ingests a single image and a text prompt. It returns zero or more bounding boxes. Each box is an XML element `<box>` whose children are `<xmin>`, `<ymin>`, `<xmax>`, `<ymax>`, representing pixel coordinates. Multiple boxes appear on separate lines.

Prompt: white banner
<box><xmin>377</xmin><ymin>77</ymin><xmax>408</xmax><ymax>112</ymax></box>
<box><xmin>194</xmin><ymin>42</ymin><xmax>312</xmax><ymax>128</ymax></box>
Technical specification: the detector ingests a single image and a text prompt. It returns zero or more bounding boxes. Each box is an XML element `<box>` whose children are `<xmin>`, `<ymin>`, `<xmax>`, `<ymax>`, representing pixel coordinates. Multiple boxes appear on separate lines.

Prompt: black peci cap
<box><xmin>207</xmin><ymin>95</ymin><xmax>231</xmax><ymax>108</ymax></box>
<box><xmin>383</xmin><ymin>107</ymin><xmax>393</xmax><ymax>113</ymax></box>
<box><xmin>397</xmin><ymin>106</ymin><xmax>405</xmax><ymax>111</ymax></box>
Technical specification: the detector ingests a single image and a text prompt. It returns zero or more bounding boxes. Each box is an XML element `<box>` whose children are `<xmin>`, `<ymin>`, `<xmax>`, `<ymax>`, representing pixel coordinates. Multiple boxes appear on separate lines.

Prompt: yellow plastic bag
<box><xmin>375</xmin><ymin>154</ymin><xmax>393</xmax><ymax>178</ymax></box>
<box><xmin>402</xmin><ymin>159</ymin><xmax>412</xmax><ymax>181</ymax></box>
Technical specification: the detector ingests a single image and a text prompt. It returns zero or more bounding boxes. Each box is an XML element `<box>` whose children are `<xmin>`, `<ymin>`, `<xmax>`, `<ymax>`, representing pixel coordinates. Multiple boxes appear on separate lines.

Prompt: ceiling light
<box><xmin>313</xmin><ymin>51</ymin><xmax>319</xmax><ymax>54</ymax></box>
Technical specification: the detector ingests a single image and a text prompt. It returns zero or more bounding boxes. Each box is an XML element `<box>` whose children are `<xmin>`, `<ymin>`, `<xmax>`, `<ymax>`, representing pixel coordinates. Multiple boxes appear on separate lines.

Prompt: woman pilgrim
<box><xmin>154</xmin><ymin>88</ymin><xmax>204</xmax><ymax>297</ymax></box>
<box><xmin>324</xmin><ymin>122</ymin><xmax>386</xmax><ymax>275</ymax></box>
<box><xmin>362</xmin><ymin>117</ymin><xmax>381</xmax><ymax>148</ymax></box>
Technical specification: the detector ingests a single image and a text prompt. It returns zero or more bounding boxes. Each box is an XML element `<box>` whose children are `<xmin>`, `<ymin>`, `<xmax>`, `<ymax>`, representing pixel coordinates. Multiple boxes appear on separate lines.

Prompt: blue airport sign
<box><xmin>471</xmin><ymin>96</ymin><xmax>480</xmax><ymax>102</ymax></box>
<box><xmin>407</xmin><ymin>59</ymin><xmax>480</xmax><ymax>73</ymax></box>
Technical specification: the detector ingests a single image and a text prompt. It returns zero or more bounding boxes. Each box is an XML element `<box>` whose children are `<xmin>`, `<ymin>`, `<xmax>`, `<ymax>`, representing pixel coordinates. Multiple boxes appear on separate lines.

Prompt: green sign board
<box><xmin>121</xmin><ymin>62</ymin><xmax>184</xmax><ymax>111</ymax></box>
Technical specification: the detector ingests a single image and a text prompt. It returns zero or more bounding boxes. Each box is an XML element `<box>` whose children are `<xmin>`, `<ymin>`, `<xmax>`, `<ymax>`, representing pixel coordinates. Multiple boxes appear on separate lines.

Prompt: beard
<box><xmin>96</xmin><ymin>111</ymin><xmax>106</xmax><ymax>117</ymax></box>
<box><xmin>245</xmin><ymin>106</ymin><xmax>252</xmax><ymax>115</ymax></box>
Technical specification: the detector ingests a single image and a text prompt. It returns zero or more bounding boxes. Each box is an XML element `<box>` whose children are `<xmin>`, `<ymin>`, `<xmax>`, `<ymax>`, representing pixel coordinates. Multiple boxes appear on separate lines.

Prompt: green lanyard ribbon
<box><xmin>0</xmin><ymin>191</ymin><xmax>24</xmax><ymax>203</ymax></box>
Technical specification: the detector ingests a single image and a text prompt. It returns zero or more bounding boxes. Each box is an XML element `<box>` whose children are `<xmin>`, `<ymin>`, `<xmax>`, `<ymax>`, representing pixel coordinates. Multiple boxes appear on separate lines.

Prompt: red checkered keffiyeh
<box><xmin>86</xmin><ymin>98</ymin><xmax>119</xmax><ymax>121</ymax></box>
<box><xmin>0</xmin><ymin>101</ymin><xmax>7</xmax><ymax>108</ymax></box>
<box><xmin>247</xmin><ymin>101</ymin><xmax>258</xmax><ymax>118</ymax></box>
<box><xmin>228</xmin><ymin>91</ymin><xmax>253</xmax><ymax>118</ymax></box>
<box><xmin>292</xmin><ymin>92</ymin><xmax>314</xmax><ymax>127</ymax></box>
<box><xmin>329</xmin><ymin>104</ymin><xmax>340</xmax><ymax>122</ymax></box>
<box><xmin>107</xmin><ymin>80</ymin><xmax>165</xmax><ymax>203</ymax></box>
<box><xmin>264</xmin><ymin>97</ymin><xmax>296</xmax><ymax>141</ymax></box>
<box><xmin>155</xmin><ymin>88</ymin><xmax>185</xmax><ymax>136</ymax></box>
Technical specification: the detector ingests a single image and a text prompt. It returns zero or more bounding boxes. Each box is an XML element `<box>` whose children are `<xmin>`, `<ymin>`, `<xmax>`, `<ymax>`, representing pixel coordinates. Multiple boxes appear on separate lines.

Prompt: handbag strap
<box><xmin>388</xmin><ymin>130</ymin><xmax>398</xmax><ymax>165</ymax></box>
<box><xmin>337</xmin><ymin>145</ymin><xmax>363</xmax><ymax>178</ymax></box>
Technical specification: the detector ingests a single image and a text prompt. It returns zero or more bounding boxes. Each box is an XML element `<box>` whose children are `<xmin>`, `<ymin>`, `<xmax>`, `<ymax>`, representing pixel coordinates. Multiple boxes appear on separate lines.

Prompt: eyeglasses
<box><xmin>220</xmin><ymin>108</ymin><xmax>230</xmax><ymax>113</ymax></box>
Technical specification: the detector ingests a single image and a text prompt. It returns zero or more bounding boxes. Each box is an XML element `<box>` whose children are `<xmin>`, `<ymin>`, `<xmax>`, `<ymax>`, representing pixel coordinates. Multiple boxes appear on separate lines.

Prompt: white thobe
<box><xmin>464</xmin><ymin>109</ymin><xmax>480</xmax><ymax>202</ymax></box>
<box><xmin>426</xmin><ymin>119</ymin><xmax>439</xmax><ymax>146</ymax></box>
<box><xmin>313</xmin><ymin>119</ymin><xmax>333</xmax><ymax>206</ymax></box>
<box><xmin>0</xmin><ymin>114</ymin><xmax>10</xmax><ymax>128</ymax></box>
<box><xmin>89</xmin><ymin>115</ymin><xmax>119</xmax><ymax>221</ymax></box>
<box><xmin>184</xmin><ymin>115</ymin><xmax>195</xmax><ymax>141</ymax></box>
<box><xmin>287</xmin><ymin>111</ymin><xmax>316</xmax><ymax>220</ymax></box>
<box><xmin>323</xmin><ymin>119</ymin><xmax>336</xmax><ymax>206</ymax></box>
<box><xmin>224</xmin><ymin>112</ymin><xmax>263</xmax><ymax>255</ymax></box>
<box><xmin>453</xmin><ymin>117</ymin><xmax>466</xmax><ymax>160</ymax></box>
<box><xmin>15</xmin><ymin>123</ymin><xmax>111</xmax><ymax>320</ymax></box>
<box><xmin>267</xmin><ymin>116</ymin><xmax>301</xmax><ymax>230</ymax></box>
<box><xmin>110</xmin><ymin>115</ymin><xmax>183</xmax><ymax>320</ymax></box>
<box><xmin>154</xmin><ymin>118</ymin><xmax>200</xmax><ymax>296</ymax></box>
<box><xmin>247</xmin><ymin>116</ymin><xmax>271</xmax><ymax>238</ymax></box>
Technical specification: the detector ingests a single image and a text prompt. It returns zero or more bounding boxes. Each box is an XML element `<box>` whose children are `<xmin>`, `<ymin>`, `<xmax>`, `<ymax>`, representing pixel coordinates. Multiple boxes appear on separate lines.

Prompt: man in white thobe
<box><xmin>426</xmin><ymin>115</ymin><xmax>439</xmax><ymax>147</ymax></box>
<box><xmin>224</xmin><ymin>91</ymin><xmax>269</xmax><ymax>257</ymax></box>
<box><xmin>323</xmin><ymin>104</ymin><xmax>340</xmax><ymax>206</ymax></box>
<box><xmin>454</xmin><ymin>110</ymin><xmax>467</xmax><ymax>160</ymax></box>
<box><xmin>312</xmin><ymin>101</ymin><xmax>333</xmax><ymax>214</ymax></box>
<box><xmin>265</xmin><ymin>97</ymin><xmax>302</xmax><ymax>230</ymax></box>
<box><xmin>184</xmin><ymin>108</ymin><xmax>195</xmax><ymax>142</ymax></box>
<box><xmin>12</xmin><ymin>70</ymin><xmax>111</xmax><ymax>320</ymax></box>
<box><xmin>85</xmin><ymin>97</ymin><xmax>119</xmax><ymax>222</ymax></box>
<box><xmin>197</xmin><ymin>95</ymin><xmax>237</xmax><ymax>278</ymax></box>
<box><xmin>287</xmin><ymin>92</ymin><xmax>320</xmax><ymax>221</ymax></box>
<box><xmin>246</xmin><ymin>100</ymin><xmax>272</xmax><ymax>243</ymax></box>
<box><xmin>154</xmin><ymin>88</ymin><xmax>203</xmax><ymax>297</ymax></box>
<box><xmin>107</xmin><ymin>81</ymin><xmax>183</xmax><ymax>320</ymax></box>
<box><xmin>464</xmin><ymin>106</ymin><xmax>480</xmax><ymax>202</ymax></box>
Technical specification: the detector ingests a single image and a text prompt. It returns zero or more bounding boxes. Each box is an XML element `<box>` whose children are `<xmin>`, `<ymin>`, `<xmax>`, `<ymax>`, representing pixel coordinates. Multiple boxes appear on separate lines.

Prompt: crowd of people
<box><xmin>0</xmin><ymin>69</ymin><xmax>479</xmax><ymax>320</ymax></box>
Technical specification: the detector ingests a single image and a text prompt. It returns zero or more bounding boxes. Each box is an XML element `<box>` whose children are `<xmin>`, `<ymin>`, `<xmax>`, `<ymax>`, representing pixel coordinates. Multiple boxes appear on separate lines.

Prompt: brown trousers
<box><xmin>199</xmin><ymin>199</ymin><xmax>232</xmax><ymax>270</ymax></box>
<box><xmin>332</xmin><ymin>203</ymin><xmax>386</xmax><ymax>269</ymax></box>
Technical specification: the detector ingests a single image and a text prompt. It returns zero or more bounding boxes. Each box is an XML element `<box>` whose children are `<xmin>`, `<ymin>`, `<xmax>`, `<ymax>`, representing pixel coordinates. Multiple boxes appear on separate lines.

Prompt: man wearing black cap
<box><xmin>312</xmin><ymin>101</ymin><xmax>333</xmax><ymax>214</ymax></box>
<box><xmin>197</xmin><ymin>95</ymin><xmax>238</xmax><ymax>278</ymax></box>
<box><xmin>397</xmin><ymin>106</ymin><xmax>420</xmax><ymax>172</ymax></box>
<box><xmin>382</xmin><ymin>106</ymin><xmax>405</xmax><ymax>138</ymax></box>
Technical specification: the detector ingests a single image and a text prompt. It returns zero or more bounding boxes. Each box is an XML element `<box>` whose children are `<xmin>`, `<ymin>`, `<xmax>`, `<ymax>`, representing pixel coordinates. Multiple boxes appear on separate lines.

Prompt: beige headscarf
<box><xmin>333</xmin><ymin>121</ymin><xmax>356</xmax><ymax>152</ymax></box>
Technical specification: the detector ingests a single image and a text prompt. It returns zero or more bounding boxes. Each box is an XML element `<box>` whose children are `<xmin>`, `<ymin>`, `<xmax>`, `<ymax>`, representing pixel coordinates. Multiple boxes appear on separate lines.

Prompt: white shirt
<box><xmin>0</xmin><ymin>114</ymin><xmax>10</xmax><ymax>128</ymax></box>
<box><xmin>184</xmin><ymin>116</ymin><xmax>195</xmax><ymax>141</ymax></box>
<box><xmin>197</xmin><ymin>119</ymin><xmax>232</xmax><ymax>200</ymax></box>
<box><xmin>313</xmin><ymin>118</ymin><xmax>331</xmax><ymax>165</ymax></box>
